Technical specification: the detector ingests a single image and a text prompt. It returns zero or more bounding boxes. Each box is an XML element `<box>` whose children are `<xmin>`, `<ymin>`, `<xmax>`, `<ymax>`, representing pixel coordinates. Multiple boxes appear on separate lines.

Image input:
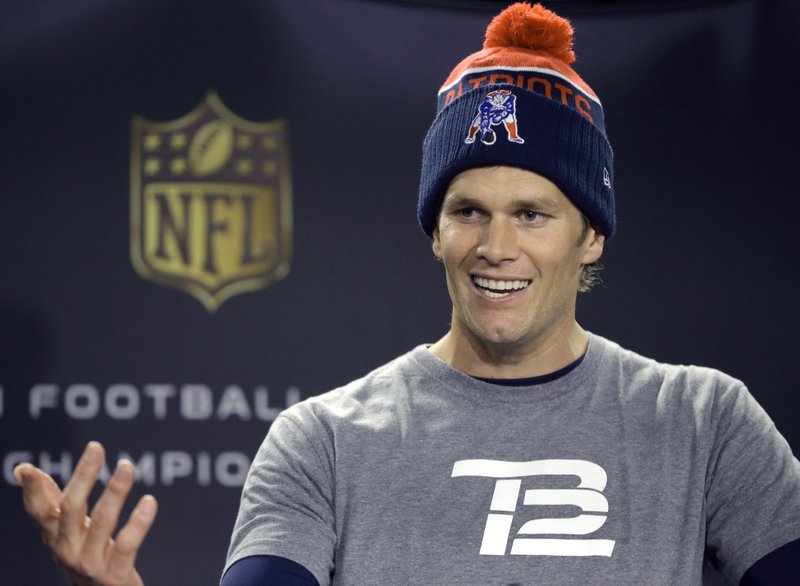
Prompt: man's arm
<box><xmin>14</xmin><ymin>441</ymin><xmax>157</xmax><ymax>586</ymax></box>
<box><xmin>220</xmin><ymin>555</ymin><xmax>319</xmax><ymax>586</ymax></box>
<box><xmin>223</xmin><ymin>412</ymin><xmax>336</xmax><ymax>584</ymax></box>
<box><xmin>740</xmin><ymin>538</ymin><xmax>800</xmax><ymax>585</ymax></box>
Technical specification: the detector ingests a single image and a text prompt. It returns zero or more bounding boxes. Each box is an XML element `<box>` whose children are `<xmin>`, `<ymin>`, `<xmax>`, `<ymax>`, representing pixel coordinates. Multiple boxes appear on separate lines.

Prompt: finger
<box><xmin>83</xmin><ymin>459</ymin><xmax>136</xmax><ymax>561</ymax></box>
<box><xmin>58</xmin><ymin>442</ymin><xmax>105</xmax><ymax>547</ymax></box>
<box><xmin>106</xmin><ymin>494</ymin><xmax>158</xmax><ymax>583</ymax></box>
<box><xmin>14</xmin><ymin>463</ymin><xmax>64</xmax><ymax>539</ymax></box>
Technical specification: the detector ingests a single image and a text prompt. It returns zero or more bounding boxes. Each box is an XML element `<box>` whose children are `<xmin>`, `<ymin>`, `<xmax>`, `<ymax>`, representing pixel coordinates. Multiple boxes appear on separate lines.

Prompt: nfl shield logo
<box><xmin>130</xmin><ymin>92</ymin><xmax>292</xmax><ymax>311</ymax></box>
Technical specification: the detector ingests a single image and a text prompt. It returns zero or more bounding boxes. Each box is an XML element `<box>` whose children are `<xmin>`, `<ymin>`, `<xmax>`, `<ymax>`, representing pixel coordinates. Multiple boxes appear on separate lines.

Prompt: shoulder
<box><xmin>591</xmin><ymin>332</ymin><xmax>746</xmax><ymax>397</ymax></box>
<box><xmin>275</xmin><ymin>345</ymin><xmax>432</xmax><ymax>434</ymax></box>
<box><xmin>588</xmin><ymin>333</ymin><xmax>755</xmax><ymax>429</ymax></box>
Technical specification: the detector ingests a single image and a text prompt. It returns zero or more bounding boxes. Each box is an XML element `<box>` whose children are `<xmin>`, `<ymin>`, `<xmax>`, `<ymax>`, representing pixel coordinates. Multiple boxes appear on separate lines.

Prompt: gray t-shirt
<box><xmin>224</xmin><ymin>333</ymin><xmax>800</xmax><ymax>585</ymax></box>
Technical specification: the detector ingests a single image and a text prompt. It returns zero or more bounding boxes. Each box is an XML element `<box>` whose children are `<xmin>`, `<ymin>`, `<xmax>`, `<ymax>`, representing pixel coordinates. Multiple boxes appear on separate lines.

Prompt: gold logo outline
<box><xmin>130</xmin><ymin>91</ymin><xmax>292</xmax><ymax>312</ymax></box>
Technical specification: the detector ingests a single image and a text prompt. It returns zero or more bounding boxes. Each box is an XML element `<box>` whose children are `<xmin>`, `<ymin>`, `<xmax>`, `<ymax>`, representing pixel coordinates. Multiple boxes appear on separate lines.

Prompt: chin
<box><xmin>473</xmin><ymin>325</ymin><xmax>527</xmax><ymax>347</ymax></box>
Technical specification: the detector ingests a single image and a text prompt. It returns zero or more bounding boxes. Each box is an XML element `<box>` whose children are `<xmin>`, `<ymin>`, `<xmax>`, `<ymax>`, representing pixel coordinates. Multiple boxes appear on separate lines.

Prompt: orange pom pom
<box><xmin>483</xmin><ymin>2</ymin><xmax>576</xmax><ymax>64</ymax></box>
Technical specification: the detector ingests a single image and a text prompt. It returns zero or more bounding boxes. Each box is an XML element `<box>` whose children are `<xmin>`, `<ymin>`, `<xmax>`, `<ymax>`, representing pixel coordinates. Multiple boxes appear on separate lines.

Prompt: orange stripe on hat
<box><xmin>440</xmin><ymin>49</ymin><xmax>599</xmax><ymax>103</ymax></box>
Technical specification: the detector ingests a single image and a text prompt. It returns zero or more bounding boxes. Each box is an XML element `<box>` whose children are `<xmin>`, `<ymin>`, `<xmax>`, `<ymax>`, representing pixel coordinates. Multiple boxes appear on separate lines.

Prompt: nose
<box><xmin>476</xmin><ymin>217</ymin><xmax>519</xmax><ymax>264</ymax></box>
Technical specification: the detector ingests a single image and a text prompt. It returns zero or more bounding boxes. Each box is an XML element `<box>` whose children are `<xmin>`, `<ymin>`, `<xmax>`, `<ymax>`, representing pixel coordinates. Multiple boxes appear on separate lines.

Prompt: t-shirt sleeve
<box><xmin>704</xmin><ymin>380</ymin><xmax>800</xmax><ymax>584</ymax></box>
<box><xmin>223</xmin><ymin>410</ymin><xmax>336</xmax><ymax>586</ymax></box>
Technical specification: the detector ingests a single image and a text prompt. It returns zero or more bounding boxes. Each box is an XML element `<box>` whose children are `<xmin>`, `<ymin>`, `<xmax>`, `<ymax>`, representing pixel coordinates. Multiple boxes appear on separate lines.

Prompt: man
<box><xmin>15</xmin><ymin>3</ymin><xmax>800</xmax><ymax>585</ymax></box>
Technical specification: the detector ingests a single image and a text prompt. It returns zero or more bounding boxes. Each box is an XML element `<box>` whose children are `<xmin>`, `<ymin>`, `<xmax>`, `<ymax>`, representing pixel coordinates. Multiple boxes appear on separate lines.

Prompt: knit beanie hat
<box><xmin>418</xmin><ymin>2</ymin><xmax>615</xmax><ymax>238</ymax></box>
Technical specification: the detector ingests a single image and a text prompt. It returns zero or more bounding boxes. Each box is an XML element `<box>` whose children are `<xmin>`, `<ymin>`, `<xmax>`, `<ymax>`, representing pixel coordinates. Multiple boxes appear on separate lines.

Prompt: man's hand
<box><xmin>13</xmin><ymin>441</ymin><xmax>157</xmax><ymax>586</ymax></box>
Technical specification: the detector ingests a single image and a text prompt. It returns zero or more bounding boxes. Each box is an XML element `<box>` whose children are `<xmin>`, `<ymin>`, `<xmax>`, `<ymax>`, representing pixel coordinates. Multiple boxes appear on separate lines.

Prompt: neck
<box><xmin>429</xmin><ymin>319</ymin><xmax>589</xmax><ymax>379</ymax></box>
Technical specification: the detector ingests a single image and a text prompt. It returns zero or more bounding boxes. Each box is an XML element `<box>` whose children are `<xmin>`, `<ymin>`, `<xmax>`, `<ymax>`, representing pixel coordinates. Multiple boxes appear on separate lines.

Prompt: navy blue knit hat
<box><xmin>418</xmin><ymin>2</ymin><xmax>615</xmax><ymax>238</ymax></box>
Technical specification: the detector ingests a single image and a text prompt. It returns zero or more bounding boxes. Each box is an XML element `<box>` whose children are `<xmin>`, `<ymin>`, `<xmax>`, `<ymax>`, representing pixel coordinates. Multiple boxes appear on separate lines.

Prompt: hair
<box><xmin>577</xmin><ymin>213</ymin><xmax>603</xmax><ymax>293</ymax></box>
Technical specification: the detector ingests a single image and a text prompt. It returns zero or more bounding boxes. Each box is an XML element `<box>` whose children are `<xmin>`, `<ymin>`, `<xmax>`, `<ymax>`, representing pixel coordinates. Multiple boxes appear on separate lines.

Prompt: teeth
<box><xmin>473</xmin><ymin>276</ymin><xmax>531</xmax><ymax>292</ymax></box>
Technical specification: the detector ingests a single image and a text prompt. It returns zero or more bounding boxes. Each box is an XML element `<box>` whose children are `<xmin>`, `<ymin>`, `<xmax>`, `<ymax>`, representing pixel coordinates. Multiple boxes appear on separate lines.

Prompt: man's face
<box><xmin>432</xmin><ymin>166</ymin><xmax>604</xmax><ymax>354</ymax></box>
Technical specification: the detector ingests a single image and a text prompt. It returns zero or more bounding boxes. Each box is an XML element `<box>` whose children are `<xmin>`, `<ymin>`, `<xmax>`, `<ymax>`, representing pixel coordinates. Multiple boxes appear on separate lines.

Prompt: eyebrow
<box><xmin>442</xmin><ymin>193</ymin><xmax>562</xmax><ymax>214</ymax></box>
<box><xmin>440</xmin><ymin>195</ymin><xmax>481</xmax><ymax>211</ymax></box>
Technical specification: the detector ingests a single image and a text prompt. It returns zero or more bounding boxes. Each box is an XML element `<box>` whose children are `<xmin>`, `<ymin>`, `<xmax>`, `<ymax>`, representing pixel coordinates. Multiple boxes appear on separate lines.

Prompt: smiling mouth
<box><xmin>472</xmin><ymin>276</ymin><xmax>531</xmax><ymax>299</ymax></box>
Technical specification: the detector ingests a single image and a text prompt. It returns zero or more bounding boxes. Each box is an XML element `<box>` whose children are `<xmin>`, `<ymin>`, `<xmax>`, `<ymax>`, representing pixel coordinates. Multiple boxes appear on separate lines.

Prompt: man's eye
<box><xmin>522</xmin><ymin>210</ymin><xmax>541</xmax><ymax>222</ymax></box>
<box><xmin>457</xmin><ymin>208</ymin><xmax>478</xmax><ymax>218</ymax></box>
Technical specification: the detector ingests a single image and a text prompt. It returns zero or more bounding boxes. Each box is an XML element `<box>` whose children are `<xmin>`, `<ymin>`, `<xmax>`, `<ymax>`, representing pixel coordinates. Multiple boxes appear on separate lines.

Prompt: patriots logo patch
<box><xmin>465</xmin><ymin>90</ymin><xmax>525</xmax><ymax>146</ymax></box>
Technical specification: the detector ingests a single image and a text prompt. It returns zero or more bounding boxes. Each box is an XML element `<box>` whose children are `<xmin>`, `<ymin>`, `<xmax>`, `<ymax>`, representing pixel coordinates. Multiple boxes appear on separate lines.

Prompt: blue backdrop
<box><xmin>1</xmin><ymin>1</ymin><xmax>797</xmax><ymax>584</ymax></box>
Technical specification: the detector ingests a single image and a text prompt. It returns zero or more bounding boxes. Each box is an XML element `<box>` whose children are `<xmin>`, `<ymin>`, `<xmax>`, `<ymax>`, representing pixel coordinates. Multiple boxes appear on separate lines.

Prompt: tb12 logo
<box><xmin>452</xmin><ymin>459</ymin><xmax>615</xmax><ymax>557</ymax></box>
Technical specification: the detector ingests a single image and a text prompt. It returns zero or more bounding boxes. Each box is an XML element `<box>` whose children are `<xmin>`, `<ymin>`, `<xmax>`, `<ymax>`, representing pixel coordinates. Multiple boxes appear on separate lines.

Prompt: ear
<box><xmin>432</xmin><ymin>228</ymin><xmax>442</xmax><ymax>260</ymax></box>
<box><xmin>581</xmin><ymin>228</ymin><xmax>605</xmax><ymax>265</ymax></box>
